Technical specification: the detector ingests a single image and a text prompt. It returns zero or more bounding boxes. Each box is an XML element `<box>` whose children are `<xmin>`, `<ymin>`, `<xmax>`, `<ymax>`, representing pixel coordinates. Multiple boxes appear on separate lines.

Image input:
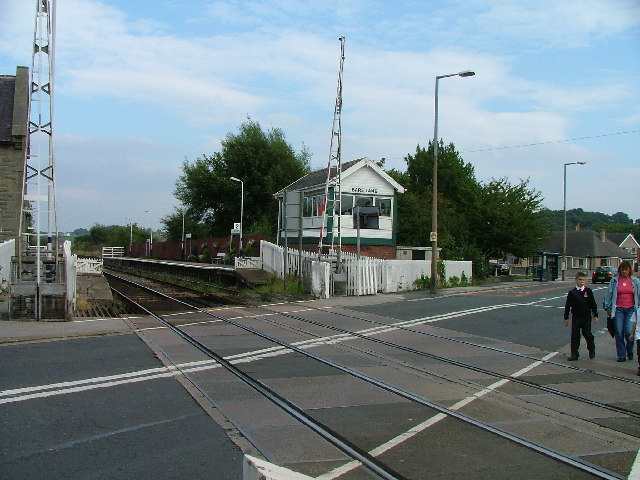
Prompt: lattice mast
<box><xmin>318</xmin><ymin>36</ymin><xmax>345</xmax><ymax>262</ymax></box>
<box><xmin>19</xmin><ymin>0</ymin><xmax>59</xmax><ymax>319</ymax></box>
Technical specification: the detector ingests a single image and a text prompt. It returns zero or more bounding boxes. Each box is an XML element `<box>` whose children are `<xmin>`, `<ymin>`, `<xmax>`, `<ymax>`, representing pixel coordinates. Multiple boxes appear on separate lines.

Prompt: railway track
<box><xmin>105</xmin><ymin>271</ymin><xmax>639</xmax><ymax>479</ymax></box>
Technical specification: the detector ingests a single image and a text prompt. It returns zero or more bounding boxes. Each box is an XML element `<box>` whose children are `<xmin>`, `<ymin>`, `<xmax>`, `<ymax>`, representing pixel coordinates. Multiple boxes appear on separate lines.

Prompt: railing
<box><xmin>77</xmin><ymin>257</ymin><xmax>103</xmax><ymax>274</ymax></box>
<box><xmin>102</xmin><ymin>246</ymin><xmax>124</xmax><ymax>258</ymax></box>
<box><xmin>261</xmin><ymin>241</ymin><xmax>382</xmax><ymax>296</ymax></box>
<box><xmin>235</xmin><ymin>256</ymin><xmax>262</xmax><ymax>269</ymax></box>
<box><xmin>260</xmin><ymin>240</ymin><xmax>473</xmax><ymax>298</ymax></box>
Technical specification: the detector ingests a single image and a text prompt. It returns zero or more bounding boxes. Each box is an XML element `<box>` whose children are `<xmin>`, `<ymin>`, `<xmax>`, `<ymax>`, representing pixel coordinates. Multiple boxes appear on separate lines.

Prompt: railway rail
<box><xmin>105</xmin><ymin>271</ymin><xmax>639</xmax><ymax>479</ymax></box>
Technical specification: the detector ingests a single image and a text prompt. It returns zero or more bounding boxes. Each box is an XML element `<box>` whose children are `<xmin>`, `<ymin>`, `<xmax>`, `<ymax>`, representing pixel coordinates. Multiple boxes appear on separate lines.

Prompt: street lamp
<box><xmin>562</xmin><ymin>161</ymin><xmax>586</xmax><ymax>280</ymax></box>
<box><xmin>145</xmin><ymin>210</ymin><xmax>153</xmax><ymax>257</ymax></box>
<box><xmin>125</xmin><ymin>217</ymin><xmax>133</xmax><ymax>253</ymax></box>
<box><xmin>430</xmin><ymin>70</ymin><xmax>475</xmax><ymax>294</ymax></box>
<box><xmin>181</xmin><ymin>208</ymin><xmax>185</xmax><ymax>260</ymax></box>
<box><xmin>230</xmin><ymin>177</ymin><xmax>244</xmax><ymax>253</ymax></box>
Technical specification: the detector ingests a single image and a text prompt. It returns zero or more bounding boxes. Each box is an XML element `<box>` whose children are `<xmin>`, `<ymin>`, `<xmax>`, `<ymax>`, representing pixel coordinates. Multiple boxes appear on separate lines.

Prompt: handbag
<box><xmin>606</xmin><ymin>315</ymin><xmax>615</xmax><ymax>338</ymax></box>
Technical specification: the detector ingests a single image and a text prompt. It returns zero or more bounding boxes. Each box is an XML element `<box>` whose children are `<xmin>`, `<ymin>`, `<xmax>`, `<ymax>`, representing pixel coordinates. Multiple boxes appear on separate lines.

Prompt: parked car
<box><xmin>490</xmin><ymin>263</ymin><xmax>510</xmax><ymax>276</ymax></box>
<box><xmin>591</xmin><ymin>266</ymin><xmax>617</xmax><ymax>283</ymax></box>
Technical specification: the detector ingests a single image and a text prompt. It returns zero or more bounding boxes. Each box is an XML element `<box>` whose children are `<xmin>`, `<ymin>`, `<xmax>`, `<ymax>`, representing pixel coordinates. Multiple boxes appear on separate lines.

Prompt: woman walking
<box><xmin>603</xmin><ymin>261</ymin><xmax>640</xmax><ymax>362</ymax></box>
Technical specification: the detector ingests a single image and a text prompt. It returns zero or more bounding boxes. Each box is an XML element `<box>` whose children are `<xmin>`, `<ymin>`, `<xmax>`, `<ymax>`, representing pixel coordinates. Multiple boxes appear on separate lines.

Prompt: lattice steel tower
<box><xmin>12</xmin><ymin>0</ymin><xmax>63</xmax><ymax>320</ymax></box>
<box><xmin>318</xmin><ymin>36</ymin><xmax>345</xmax><ymax>263</ymax></box>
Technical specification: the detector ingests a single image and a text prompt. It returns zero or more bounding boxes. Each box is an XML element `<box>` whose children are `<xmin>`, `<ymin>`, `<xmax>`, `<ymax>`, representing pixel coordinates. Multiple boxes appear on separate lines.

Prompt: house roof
<box><xmin>544</xmin><ymin>230</ymin><xmax>631</xmax><ymax>258</ymax></box>
<box><xmin>274</xmin><ymin>157</ymin><xmax>405</xmax><ymax>196</ymax></box>
<box><xmin>606</xmin><ymin>232</ymin><xmax>639</xmax><ymax>248</ymax></box>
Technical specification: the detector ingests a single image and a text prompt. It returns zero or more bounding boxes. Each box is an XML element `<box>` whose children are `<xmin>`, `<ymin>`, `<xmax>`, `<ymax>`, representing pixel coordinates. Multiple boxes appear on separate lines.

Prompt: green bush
<box><xmin>415</xmin><ymin>274</ymin><xmax>430</xmax><ymax>290</ymax></box>
<box><xmin>200</xmin><ymin>245</ymin><xmax>211</xmax><ymax>263</ymax></box>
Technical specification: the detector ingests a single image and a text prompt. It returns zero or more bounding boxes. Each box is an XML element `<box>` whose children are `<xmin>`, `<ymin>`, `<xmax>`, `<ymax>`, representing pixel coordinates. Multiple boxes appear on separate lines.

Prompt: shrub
<box><xmin>415</xmin><ymin>274</ymin><xmax>430</xmax><ymax>290</ymax></box>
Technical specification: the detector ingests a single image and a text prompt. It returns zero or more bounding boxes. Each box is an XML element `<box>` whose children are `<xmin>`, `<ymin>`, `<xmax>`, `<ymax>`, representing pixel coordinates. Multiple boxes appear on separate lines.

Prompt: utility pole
<box><xmin>318</xmin><ymin>37</ymin><xmax>345</xmax><ymax>265</ymax></box>
<box><xmin>16</xmin><ymin>0</ymin><xmax>60</xmax><ymax>320</ymax></box>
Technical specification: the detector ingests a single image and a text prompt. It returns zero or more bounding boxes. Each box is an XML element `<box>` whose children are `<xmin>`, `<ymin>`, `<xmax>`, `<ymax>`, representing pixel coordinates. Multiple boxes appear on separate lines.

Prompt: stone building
<box><xmin>0</xmin><ymin>66</ymin><xmax>29</xmax><ymax>244</ymax></box>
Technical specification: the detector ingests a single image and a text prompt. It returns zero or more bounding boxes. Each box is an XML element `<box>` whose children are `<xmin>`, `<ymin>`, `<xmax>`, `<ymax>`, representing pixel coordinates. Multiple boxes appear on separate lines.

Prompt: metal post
<box><xmin>230</xmin><ymin>177</ymin><xmax>244</xmax><ymax>252</ymax></box>
<box><xmin>181</xmin><ymin>208</ymin><xmax>185</xmax><ymax>260</ymax></box>
<box><xmin>125</xmin><ymin>217</ymin><xmax>132</xmax><ymax>255</ymax></box>
<box><xmin>145</xmin><ymin>210</ymin><xmax>153</xmax><ymax>257</ymax></box>
<box><xmin>356</xmin><ymin>206</ymin><xmax>361</xmax><ymax>296</ymax></box>
<box><xmin>562</xmin><ymin>165</ymin><xmax>567</xmax><ymax>281</ymax></box>
<box><xmin>430</xmin><ymin>70</ymin><xmax>475</xmax><ymax>294</ymax></box>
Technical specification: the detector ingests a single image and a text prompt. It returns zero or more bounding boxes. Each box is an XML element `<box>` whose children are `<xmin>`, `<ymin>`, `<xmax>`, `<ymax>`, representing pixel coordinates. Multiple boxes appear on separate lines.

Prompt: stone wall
<box><xmin>0</xmin><ymin>66</ymin><xmax>29</xmax><ymax>244</ymax></box>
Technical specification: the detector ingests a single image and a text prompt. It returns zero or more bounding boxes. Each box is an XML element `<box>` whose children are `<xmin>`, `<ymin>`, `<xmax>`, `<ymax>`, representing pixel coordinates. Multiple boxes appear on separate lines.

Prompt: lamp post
<box><xmin>562</xmin><ymin>161</ymin><xmax>586</xmax><ymax>280</ymax></box>
<box><xmin>125</xmin><ymin>217</ymin><xmax>133</xmax><ymax>254</ymax></box>
<box><xmin>145</xmin><ymin>210</ymin><xmax>153</xmax><ymax>257</ymax></box>
<box><xmin>230</xmin><ymin>177</ymin><xmax>244</xmax><ymax>253</ymax></box>
<box><xmin>430</xmin><ymin>70</ymin><xmax>475</xmax><ymax>294</ymax></box>
<box><xmin>181</xmin><ymin>208</ymin><xmax>185</xmax><ymax>260</ymax></box>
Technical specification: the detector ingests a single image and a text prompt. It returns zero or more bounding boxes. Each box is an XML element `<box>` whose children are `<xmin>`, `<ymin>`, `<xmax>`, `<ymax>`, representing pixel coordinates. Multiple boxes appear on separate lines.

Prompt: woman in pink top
<box><xmin>603</xmin><ymin>261</ymin><xmax>640</xmax><ymax>362</ymax></box>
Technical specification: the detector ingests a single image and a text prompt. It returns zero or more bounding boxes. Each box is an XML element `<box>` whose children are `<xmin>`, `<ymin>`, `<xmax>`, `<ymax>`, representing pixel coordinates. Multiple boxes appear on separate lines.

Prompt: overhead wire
<box><xmin>461</xmin><ymin>129</ymin><xmax>640</xmax><ymax>154</ymax></box>
<box><xmin>378</xmin><ymin>129</ymin><xmax>640</xmax><ymax>163</ymax></box>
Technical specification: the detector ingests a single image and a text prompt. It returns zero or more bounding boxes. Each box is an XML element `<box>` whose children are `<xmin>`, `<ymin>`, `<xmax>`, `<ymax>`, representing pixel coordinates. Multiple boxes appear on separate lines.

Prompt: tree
<box><xmin>541</xmin><ymin>208</ymin><xmax>636</xmax><ymax>231</ymax></box>
<box><xmin>591</xmin><ymin>221</ymin><xmax>640</xmax><ymax>239</ymax></box>
<box><xmin>398</xmin><ymin>141</ymin><xmax>480</xmax><ymax>251</ymax></box>
<box><xmin>610</xmin><ymin>211</ymin><xmax>633</xmax><ymax>224</ymax></box>
<box><xmin>72</xmin><ymin>224</ymin><xmax>148</xmax><ymax>253</ymax></box>
<box><xmin>163</xmin><ymin>208</ymin><xmax>209</xmax><ymax>243</ymax></box>
<box><xmin>172</xmin><ymin>119</ymin><xmax>310</xmax><ymax>240</ymax></box>
<box><xmin>391</xmin><ymin>141</ymin><xmax>551</xmax><ymax>269</ymax></box>
<box><xmin>472</xmin><ymin>178</ymin><xmax>550</xmax><ymax>259</ymax></box>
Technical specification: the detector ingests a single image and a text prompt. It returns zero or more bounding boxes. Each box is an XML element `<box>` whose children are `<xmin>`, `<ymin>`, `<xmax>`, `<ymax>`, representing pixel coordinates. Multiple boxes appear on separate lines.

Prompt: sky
<box><xmin>1</xmin><ymin>0</ymin><xmax>639</xmax><ymax>233</ymax></box>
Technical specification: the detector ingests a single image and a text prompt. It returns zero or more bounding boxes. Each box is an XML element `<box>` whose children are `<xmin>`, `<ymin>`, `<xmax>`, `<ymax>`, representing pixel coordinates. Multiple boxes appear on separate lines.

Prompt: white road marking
<box><xmin>0</xmin><ymin>304</ymin><xmax>516</xmax><ymax>404</ymax></box>
<box><xmin>629</xmin><ymin>450</ymin><xmax>640</xmax><ymax>480</ymax></box>
<box><xmin>316</xmin><ymin>353</ymin><xmax>560</xmax><ymax>480</ymax></box>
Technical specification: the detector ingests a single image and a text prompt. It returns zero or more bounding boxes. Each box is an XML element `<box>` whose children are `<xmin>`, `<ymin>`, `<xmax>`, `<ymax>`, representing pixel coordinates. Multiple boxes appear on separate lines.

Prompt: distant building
<box><xmin>542</xmin><ymin>229</ymin><xmax>634</xmax><ymax>276</ymax></box>
<box><xmin>607</xmin><ymin>232</ymin><xmax>640</xmax><ymax>271</ymax></box>
<box><xmin>0</xmin><ymin>66</ymin><xmax>29</xmax><ymax>244</ymax></box>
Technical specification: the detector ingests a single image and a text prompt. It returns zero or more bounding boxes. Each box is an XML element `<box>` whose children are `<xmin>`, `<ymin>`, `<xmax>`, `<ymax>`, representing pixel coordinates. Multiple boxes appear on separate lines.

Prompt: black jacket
<box><xmin>564</xmin><ymin>287</ymin><xmax>598</xmax><ymax>319</ymax></box>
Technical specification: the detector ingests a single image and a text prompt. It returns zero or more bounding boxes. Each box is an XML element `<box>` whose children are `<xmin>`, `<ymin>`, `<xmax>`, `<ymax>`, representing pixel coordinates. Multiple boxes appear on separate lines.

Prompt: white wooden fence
<box><xmin>0</xmin><ymin>239</ymin><xmax>14</xmax><ymax>292</ymax></box>
<box><xmin>260</xmin><ymin>240</ymin><xmax>472</xmax><ymax>298</ymax></box>
<box><xmin>77</xmin><ymin>257</ymin><xmax>103</xmax><ymax>274</ymax></box>
<box><xmin>235</xmin><ymin>256</ymin><xmax>262</xmax><ymax>269</ymax></box>
<box><xmin>102</xmin><ymin>246</ymin><xmax>124</xmax><ymax>258</ymax></box>
<box><xmin>344</xmin><ymin>255</ymin><xmax>378</xmax><ymax>295</ymax></box>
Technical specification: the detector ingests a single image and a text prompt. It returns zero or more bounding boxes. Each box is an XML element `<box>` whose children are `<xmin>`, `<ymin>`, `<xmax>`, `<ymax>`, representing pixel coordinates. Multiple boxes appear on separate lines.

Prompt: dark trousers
<box><xmin>571</xmin><ymin>315</ymin><xmax>595</xmax><ymax>356</ymax></box>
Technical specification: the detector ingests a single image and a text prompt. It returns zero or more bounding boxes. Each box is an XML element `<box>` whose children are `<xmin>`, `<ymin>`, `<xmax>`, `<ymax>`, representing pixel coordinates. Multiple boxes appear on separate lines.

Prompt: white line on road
<box><xmin>0</xmin><ymin>304</ymin><xmax>517</xmax><ymax>404</ymax></box>
<box><xmin>316</xmin><ymin>352</ymin><xmax>560</xmax><ymax>480</ymax></box>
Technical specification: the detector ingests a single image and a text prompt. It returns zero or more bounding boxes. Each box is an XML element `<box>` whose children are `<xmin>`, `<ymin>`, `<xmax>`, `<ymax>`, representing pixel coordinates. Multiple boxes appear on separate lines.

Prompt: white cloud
<box><xmin>2</xmin><ymin>0</ymin><xmax>639</xmax><ymax>229</ymax></box>
<box><xmin>469</xmin><ymin>0</ymin><xmax>640</xmax><ymax>50</ymax></box>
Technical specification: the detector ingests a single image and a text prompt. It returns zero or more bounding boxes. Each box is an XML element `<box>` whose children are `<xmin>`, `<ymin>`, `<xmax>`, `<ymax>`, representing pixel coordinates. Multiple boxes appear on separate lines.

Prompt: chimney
<box><xmin>601</xmin><ymin>230</ymin><xmax>606</xmax><ymax>243</ymax></box>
